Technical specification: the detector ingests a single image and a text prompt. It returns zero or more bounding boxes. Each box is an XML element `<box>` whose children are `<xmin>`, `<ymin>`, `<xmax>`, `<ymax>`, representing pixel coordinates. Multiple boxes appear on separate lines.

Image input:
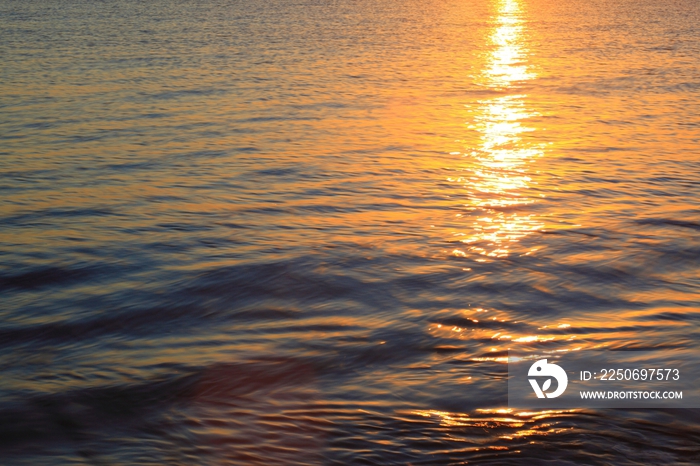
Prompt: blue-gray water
<box><xmin>1</xmin><ymin>0</ymin><xmax>700</xmax><ymax>464</ymax></box>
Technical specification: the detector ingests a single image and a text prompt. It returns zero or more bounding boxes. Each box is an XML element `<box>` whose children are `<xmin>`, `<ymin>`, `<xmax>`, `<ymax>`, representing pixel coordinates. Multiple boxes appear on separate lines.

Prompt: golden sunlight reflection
<box><xmin>452</xmin><ymin>0</ymin><xmax>544</xmax><ymax>260</ymax></box>
<box><xmin>429</xmin><ymin>307</ymin><xmax>586</xmax><ymax>352</ymax></box>
<box><xmin>412</xmin><ymin>409</ymin><xmax>526</xmax><ymax>428</ymax></box>
<box><xmin>409</xmin><ymin>408</ymin><xmax>577</xmax><ymax>435</ymax></box>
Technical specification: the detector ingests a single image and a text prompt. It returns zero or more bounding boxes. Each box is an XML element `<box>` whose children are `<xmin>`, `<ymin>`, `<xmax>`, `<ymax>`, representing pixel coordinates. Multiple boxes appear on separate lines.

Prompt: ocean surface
<box><xmin>1</xmin><ymin>0</ymin><xmax>700</xmax><ymax>464</ymax></box>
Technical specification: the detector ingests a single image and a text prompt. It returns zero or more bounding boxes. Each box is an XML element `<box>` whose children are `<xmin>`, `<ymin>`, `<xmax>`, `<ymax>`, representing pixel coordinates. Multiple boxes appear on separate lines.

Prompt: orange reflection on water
<box><xmin>410</xmin><ymin>408</ymin><xmax>577</xmax><ymax>437</ymax></box>
<box><xmin>485</xmin><ymin>0</ymin><xmax>534</xmax><ymax>88</ymax></box>
<box><xmin>454</xmin><ymin>0</ymin><xmax>544</xmax><ymax>260</ymax></box>
<box><xmin>412</xmin><ymin>409</ymin><xmax>526</xmax><ymax>428</ymax></box>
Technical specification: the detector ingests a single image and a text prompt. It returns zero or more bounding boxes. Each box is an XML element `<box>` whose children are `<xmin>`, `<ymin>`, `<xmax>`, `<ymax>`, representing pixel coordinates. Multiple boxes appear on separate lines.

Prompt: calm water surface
<box><xmin>1</xmin><ymin>0</ymin><xmax>700</xmax><ymax>464</ymax></box>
